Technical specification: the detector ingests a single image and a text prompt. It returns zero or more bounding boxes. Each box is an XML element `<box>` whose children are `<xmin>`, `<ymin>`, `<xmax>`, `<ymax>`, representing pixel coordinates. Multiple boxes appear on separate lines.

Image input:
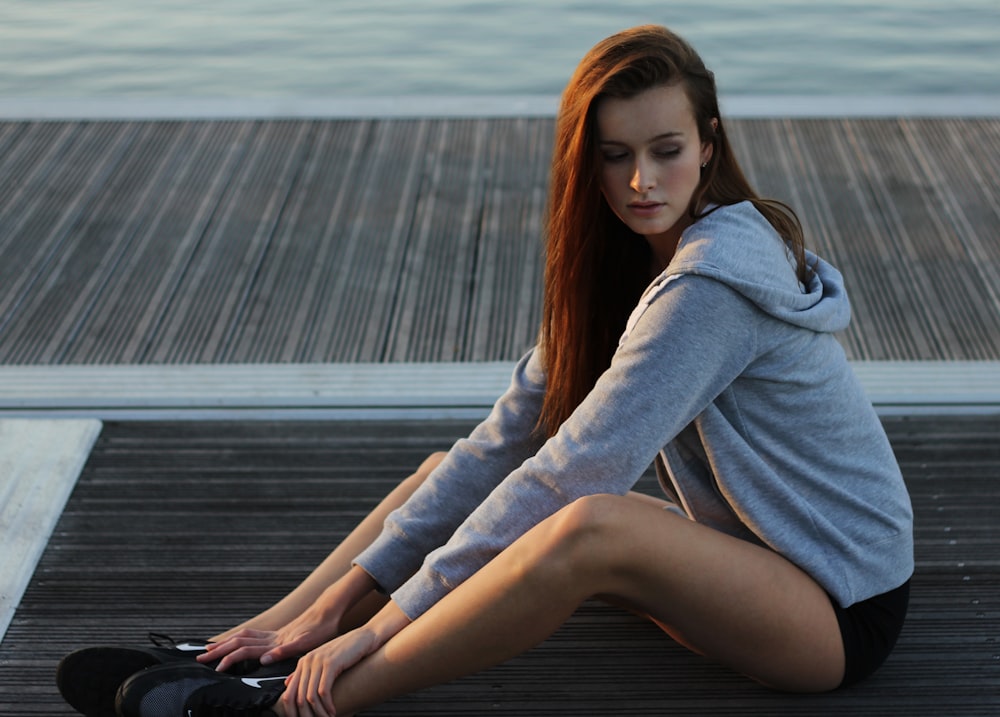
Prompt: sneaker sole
<box><xmin>56</xmin><ymin>647</ymin><xmax>162</xmax><ymax>717</ymax></box>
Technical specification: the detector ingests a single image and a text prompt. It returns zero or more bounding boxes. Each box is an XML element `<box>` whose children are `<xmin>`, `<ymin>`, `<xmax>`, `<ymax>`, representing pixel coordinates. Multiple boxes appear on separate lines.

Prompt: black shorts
<box><xmin>832</xmin><ymin>578</ymin><xmax>911</xmax><ymax>688</ymax></box>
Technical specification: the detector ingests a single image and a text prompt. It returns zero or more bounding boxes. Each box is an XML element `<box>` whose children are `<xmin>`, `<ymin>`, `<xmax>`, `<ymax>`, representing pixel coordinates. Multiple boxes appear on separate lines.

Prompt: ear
<box><xmin>701</xmin><ymin>117</ymin><xmax>719</xmax><ymax>166</ymax></box>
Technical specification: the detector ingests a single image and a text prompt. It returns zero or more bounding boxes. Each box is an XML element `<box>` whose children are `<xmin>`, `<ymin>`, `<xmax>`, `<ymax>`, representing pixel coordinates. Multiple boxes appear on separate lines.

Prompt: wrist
<box><xmin>317</xmin><ymin>565</ymin><xmax>379</xmax><ymax>618</ymax></box>
<box><xmin>368</xmin><ymin>600</ymin><xmax>412</xmax><ymax>645</ymax></box>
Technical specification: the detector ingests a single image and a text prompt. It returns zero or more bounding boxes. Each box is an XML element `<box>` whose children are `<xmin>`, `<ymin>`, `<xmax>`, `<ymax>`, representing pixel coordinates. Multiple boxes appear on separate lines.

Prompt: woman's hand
<box><xmin>199</xmin><ymin>566</ymin><xmax>378</xmax><ymax>672</ymax></box>
<box><xmin>280</xmin><ymin>602</ymin><xmax>411</xmax><ymax>717</ymax></box>
<box><xmin>280</xmin><ymin>628</ymin><xmax>379</xmax><ymax>717</ymax></box>
<box><xmin>201</xmin><ymin>609</ymin><xmax>334</xmax><ymax>673</ymax></box>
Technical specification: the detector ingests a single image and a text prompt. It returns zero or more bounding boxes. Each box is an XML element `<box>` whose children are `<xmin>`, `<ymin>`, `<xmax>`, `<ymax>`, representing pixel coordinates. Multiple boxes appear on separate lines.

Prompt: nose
<box><xmin>629</xmin><ymin>158</ymin><xmax>655</xmax><ymax>192</ymax></box>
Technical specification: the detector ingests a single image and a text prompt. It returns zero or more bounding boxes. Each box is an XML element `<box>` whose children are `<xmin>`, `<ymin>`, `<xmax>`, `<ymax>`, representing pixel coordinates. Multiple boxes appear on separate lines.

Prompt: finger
<box><xmin>202</xmin><ymin>633</ymin><xmax>269</xmax><ymax>660</ymax></box>
<box><xmin>207</xmin><ymin>628</ymin><xmax>270</xmax><ymax>649</ymax></box>
<box><xmin>262</xmin><ymin>632</ymin><xmax>314</xmax><ymax>665</ymax></box>
<box><xmin>307</xmin><ymin>655</ymin><xmax>335</xmax><ymax>717</ymax></box>
<box><xmin>282</xmin><ymin>672</ymin><xmax>301</xmax><ymax>717</ymax></box>
<box><xmin>199</xmin><ymin>639</ymin><xmax>237</xmax><ymax>664</ymax></box>
<box><xmin>294</xmin><ymin>662</ymin><xmax>318</xmax><ymax>717</ymax></box>
<box><xmin>278</xmin><ymin>672</ymin><xmax>299</xmax><ymax>717</ymax></box>
<box><xmin>319</xmin><ymin>660</ymin><xmax>338</xmax><ymax>717</ymax></box>
<box><xmin>306</xmin><ymin>660</ymin><xmax>325</xmax><ymax>716</ymax></box>
<box><xmin>260</xmin><ymin>644</ymin><xmax>289</xmax><ymax>665</ymax></box>
<box><xmin>215</xmin><ymin>643</ymin><xmax>271</xmax><ymax>672</ymax></box>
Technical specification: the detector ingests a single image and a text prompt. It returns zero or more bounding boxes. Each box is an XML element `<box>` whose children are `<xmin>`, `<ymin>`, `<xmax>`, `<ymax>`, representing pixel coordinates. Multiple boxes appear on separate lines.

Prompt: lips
<box><xmin>628</xmin><ymin>201</ymin><xmax>664</xmax><ymax>216</ymax></box>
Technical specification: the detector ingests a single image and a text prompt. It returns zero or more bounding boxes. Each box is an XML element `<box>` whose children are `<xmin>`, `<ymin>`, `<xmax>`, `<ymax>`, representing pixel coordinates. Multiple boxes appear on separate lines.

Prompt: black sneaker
<box><xmin>115</xmin><ymin>663</ymin><xmax>288</xmax><ymax>717</ymax></box>
<box><xmin>55</xmin><ymin>633</ymin><xmax>256</xmax><ymax>717</ymax></box>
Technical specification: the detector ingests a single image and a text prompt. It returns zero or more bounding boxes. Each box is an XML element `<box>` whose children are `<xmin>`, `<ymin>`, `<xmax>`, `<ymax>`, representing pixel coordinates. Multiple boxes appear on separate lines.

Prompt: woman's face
<box><xmin>596</xmin><ymin>83</ymin><xmax>713</xmax><ymax>269</ymax></box>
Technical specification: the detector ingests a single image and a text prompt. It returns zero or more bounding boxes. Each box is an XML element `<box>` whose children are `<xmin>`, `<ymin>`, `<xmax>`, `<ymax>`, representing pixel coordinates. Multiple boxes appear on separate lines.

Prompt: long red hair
<box><xmin>538</xmin><ymin>25</ymin><xmax>809</xmax><ymax>437</ymax></box>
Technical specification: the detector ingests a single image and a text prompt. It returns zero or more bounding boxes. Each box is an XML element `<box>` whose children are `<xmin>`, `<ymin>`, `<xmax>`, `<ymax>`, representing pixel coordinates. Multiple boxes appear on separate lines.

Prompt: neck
<box><xmin>647</xmin><ymin>231</ymin><xmax>682</xmax><ymax>274</ymax></box>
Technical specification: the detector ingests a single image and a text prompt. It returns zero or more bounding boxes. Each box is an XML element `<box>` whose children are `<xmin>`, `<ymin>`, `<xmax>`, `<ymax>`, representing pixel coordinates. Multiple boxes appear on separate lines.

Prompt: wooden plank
<box><xmin>851</xmin><ymin>119</ymin><xmax>1000</xmax><ymax>359</ymax></box>
<box><xmin>0</xmin><ymin>122</ymin><xmax>186</xmax><ymax>364</ymax></box>
<box><xmin>0</xmin><ymin>416</ymin><xmax>996</xmax><ymax>715</ymax></box>
<box><xmin>0</xmin><ymin>122</ymin><xmax>133</xmax><ymax>348</ymax></box>
<box><xmin>464</xmin><ymin>117</ymin><xmax>550</xmax><ymax>359</ymax></box>
<box><xmin>221</xmin><ymin>120</ymin><xmax>372</xmax><ymax>363</ymax></box>
<box><xmin>300</xmin><ymin>119</ymin><xmax>435</xmax><ymax>362</ymax></box>
<box><xmin>385</xmin><ymin>119</ymin><xmax>486</xmax><ymax>362</ymax></box>
<box><xmin>0</xmin><ymin>118</ymin><xmax>998</xmax><ymax>365</ymax></box>
<box><xmin>904</xmin><ymin>119</ymin><xmax>1000</xmax><ymax>309</ymax></box>
<box><xmin>87</xmin><ymin>121</ymin><xmax>254</xmax><ymax>364</ymax></box>
<box><xmin>137</xmin><ymin>121</ymin><xmax>314</xmax><ymax>363</ymax></box>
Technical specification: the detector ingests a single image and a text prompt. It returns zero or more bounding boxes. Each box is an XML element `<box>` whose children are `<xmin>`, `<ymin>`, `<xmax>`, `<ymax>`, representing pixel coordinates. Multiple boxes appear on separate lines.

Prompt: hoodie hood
<box><xmin>664</xmin><ymin>201</ymin><xmax>851</xmax><ymax>334</ymax></box>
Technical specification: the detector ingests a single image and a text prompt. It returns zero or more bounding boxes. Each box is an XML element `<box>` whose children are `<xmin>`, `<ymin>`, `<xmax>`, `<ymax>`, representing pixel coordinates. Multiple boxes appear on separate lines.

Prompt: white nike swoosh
<box><xmin>241</xmin><ymin>676</ymin><xmax>289</xmax><ymax>689</ymax></box>
<box><xmin>174</xmin><ymin>643</ymin><xmax>207</xmax><ymax>652</ymax></box>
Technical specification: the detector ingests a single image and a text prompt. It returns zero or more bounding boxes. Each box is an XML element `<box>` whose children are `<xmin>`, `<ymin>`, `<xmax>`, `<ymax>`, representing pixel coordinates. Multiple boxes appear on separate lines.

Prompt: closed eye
<box><xmin>653</xmin><ymin>148</ymin><xmax>682</xmax><ymax>159</ymax></box>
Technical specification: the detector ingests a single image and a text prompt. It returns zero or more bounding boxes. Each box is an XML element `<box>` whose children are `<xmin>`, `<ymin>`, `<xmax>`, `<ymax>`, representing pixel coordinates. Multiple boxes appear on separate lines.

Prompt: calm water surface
<box><xmin>1</xmin><ymin>0</ymin><xmax>997</xmax><ymax>97</ymax></box>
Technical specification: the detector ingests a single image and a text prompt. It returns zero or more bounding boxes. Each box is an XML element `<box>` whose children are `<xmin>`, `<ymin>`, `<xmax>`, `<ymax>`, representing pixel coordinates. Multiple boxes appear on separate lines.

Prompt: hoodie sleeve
<box><xmin>389</xmin><ymin>275</ymin><xmax>761</xmax><ymax>619</ymax></box>
<box><xmin>352</xmin><ymin>347</ymin><xmax>547</xmax><ymax>594</ymax></box>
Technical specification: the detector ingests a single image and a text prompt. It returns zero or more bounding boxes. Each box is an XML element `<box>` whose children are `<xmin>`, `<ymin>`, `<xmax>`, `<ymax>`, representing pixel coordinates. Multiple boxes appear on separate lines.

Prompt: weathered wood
<box><xmin>0</xmin><ymin>112</ymin><xmax>998</xmax><ymax>714</ymax></box>
<box><xmin>0</xmin><ymin>117</ymin><xmax>997</xmax><ymax>365</ymax></box>
<box><xmin>0</xmin><ymin>417</ymin><xmax>996</xmax><ymax>716</ymax></box>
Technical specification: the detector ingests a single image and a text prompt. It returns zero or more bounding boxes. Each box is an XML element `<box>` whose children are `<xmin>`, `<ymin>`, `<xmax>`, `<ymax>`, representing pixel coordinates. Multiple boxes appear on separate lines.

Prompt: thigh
<box><xmin>626</xmin><ymin>490</ymin><xmax>672</xmax><ymax>507</ymax></box>
<box><xmin>576</xmin><ymin>494</ymin><xmax>845</xmax><ymax>692</ymax></box>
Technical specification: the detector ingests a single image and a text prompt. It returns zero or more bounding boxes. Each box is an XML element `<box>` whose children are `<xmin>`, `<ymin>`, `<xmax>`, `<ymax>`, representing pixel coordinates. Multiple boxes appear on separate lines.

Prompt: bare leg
<box><xmin>304</xmin><ymin>492</ymin><xmax>844</xmax><ymax>716</ymax></box>
<box><xmin>212</xmin><ymin>452</ymin><xmax>447</xmax><ymax>641</ymax></box>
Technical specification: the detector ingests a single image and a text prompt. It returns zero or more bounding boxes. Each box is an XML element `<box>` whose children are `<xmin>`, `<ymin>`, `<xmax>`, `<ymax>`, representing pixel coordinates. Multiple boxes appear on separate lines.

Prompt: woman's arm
<box><xmin>351</xmin><ymin>347</ymin><xmax>547</xmax><ymax>595</ymax></box>
<box><xmin>280</xmin><ymin>601</ymin><xmax>412</xmax><ymax>717</ymax></box>
<box><xmin>391</xmin><ymin>276</ymin><xmax>759</xmax><ymax>619</ymax></box>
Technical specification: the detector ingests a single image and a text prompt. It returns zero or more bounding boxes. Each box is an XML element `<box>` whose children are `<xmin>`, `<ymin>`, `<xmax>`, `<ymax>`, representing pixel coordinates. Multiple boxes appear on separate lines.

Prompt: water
<box><xmin>0</xmin><ymin>0</ymin><xmax>997</xmax><ymax>98</ymax></box>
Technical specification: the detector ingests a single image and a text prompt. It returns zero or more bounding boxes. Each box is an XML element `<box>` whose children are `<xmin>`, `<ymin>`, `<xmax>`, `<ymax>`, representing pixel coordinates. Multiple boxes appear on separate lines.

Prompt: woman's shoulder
<box><xmin>667</xmin><ymin>202</ymin><xmax>791</xmax><ymax>282</ymax></box>
<box><xmin>679</xmin><ymin>202</ymin><xmax>780</xmax><ymax>254</ymax></box>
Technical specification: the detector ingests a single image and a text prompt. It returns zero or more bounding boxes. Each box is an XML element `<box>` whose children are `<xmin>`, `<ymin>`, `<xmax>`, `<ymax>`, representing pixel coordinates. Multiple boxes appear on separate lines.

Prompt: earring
<box><xmin>701</xmin><ymin>162</ymin><xmax>708</xmax><ymax>168</ymax></box>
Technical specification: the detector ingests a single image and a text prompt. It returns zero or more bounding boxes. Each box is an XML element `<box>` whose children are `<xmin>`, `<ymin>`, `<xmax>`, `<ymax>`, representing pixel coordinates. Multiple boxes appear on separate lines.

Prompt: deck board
<box><xmin>0</xmin><ymin>111</ymin><xmax>998</xmax><ymax>713</ymax></box>
<box><xmin>1</xmin><ymin>116</ymin><xmax>998</xmax><ymax>365</ymax></box>
<box><xmin>0</xmin><ymin>416</ymin><xmax>997</xmax><ymax>716</ymax></box>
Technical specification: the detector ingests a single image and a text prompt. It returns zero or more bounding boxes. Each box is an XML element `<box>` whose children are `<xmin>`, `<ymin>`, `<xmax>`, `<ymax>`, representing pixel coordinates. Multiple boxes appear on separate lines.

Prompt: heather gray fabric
<box><xmin>354</xmin><ymin>201</ymin><xmax>914</xmax><ymax>619</ymax></box>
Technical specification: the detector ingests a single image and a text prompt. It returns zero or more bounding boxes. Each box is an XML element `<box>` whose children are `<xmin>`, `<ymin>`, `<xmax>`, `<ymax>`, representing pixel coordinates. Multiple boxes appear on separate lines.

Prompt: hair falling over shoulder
<box><xmin>537</xmin><ymin>25</ymin><xmax>811</xmax><ymax>438</ymax></box>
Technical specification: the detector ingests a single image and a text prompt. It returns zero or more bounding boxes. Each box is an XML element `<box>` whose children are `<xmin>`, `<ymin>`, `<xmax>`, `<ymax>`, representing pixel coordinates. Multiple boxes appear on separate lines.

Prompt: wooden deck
<box><xmin>0</xmin><ymin>115</ymin><xmax>999</xmax><ymax>365</ymax></box>
<box><xmin>1</xmin><ymin>109</ymin><xmax>999</xmax><ymax>714</ymax></box>
<box><xmin>0</xmin><ymin>416</ymin><xmax>997</xmax><ymax>716</ymax></box>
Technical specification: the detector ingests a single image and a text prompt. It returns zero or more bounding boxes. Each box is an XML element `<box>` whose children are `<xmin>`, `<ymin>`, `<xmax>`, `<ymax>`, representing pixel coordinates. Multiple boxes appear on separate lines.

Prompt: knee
<box><xmin>420</xmin><ymin>451</ymin><xmax>448</xmax><ymax>473</ymax></box>
<box><xmin>551</xmin><ymin>493</ymin><xmax>619</xmax><ymax>537</ymax></box>
<box><xmin>416</xmin><ymin>450</ymin><xmax>448</xmax><ymax>479</ymax></box>
<box><xmin>530</xmin><ymin>494</ymin><xmax>622</xmax><ymax>574</ymax></box>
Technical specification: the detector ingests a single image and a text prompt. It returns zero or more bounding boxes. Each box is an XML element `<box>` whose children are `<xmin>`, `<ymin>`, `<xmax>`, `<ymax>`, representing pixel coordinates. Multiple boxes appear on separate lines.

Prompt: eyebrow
<box><xmin>598</xmin><ymin>131</ymin><xmax>685</xmax><ymax>146</ymax></box>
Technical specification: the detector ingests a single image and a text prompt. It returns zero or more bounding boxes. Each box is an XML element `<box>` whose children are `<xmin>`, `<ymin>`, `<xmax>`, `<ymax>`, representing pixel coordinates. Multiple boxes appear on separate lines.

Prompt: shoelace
<box><xmin>147</xmin><ymin>632</ymin><xmax>182</xmax><ymax>648</ymax></box>
<box><xmin>148</xmin><ymin>632</ymin><xmax>208</xmax><ymax>650</ymax></box>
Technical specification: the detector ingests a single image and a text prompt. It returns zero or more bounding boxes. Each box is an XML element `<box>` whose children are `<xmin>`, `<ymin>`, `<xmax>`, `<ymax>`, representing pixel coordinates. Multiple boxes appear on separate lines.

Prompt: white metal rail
<box><xmin>0</xmin><ymin>361</ymin><xmax>997</xmax><ymax>420</ymax></box>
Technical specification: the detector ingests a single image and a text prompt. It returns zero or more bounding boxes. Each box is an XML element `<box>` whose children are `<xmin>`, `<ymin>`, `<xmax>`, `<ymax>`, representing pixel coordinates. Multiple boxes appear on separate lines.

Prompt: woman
<box><xmin>61</xmin><ymin>24</ymin><xmax>914</xmax><ymax>717</ymax></box>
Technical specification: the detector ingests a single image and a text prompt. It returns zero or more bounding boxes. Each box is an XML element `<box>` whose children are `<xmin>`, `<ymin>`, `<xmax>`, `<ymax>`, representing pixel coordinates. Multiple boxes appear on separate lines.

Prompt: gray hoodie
<box><xmin>354</xmin><ymin>201</ymin><xmax>914</xmax><ymax>619</ymax></box>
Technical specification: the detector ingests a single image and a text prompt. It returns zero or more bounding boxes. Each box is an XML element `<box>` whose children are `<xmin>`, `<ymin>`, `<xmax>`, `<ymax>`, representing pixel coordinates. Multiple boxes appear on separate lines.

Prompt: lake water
<box><xmin>0</xmin><ymin>0</ymin><xmax>997</xmax><ymax>99</ymax></box>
